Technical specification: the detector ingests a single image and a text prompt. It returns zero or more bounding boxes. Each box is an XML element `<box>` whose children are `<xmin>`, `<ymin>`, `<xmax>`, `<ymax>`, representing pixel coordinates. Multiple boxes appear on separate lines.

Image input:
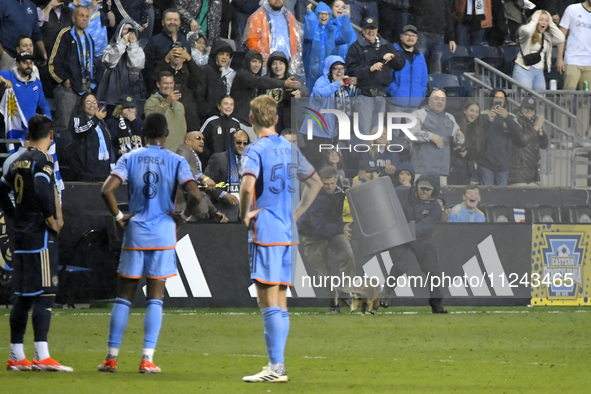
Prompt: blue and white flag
<box><xmin>0</xmin><ymin>88</ymin><xmax>28</xmax><ymax>153</ymax></box>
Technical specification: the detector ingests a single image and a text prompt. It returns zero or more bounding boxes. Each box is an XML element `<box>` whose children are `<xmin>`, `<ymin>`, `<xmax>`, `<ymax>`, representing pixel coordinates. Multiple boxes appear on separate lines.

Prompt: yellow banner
<box><xmin>531</xmin><ymin>224</ymin><xmax>591</xmax><ymax>306</ymax></box>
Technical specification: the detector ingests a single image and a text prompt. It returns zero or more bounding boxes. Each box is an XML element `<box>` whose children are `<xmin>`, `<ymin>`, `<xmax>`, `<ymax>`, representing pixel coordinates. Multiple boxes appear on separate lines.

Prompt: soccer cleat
<box><xmin>139</xmin><ymin>359</ymin><xmax>161</xmax><ymax>374</ymax></box>
<box><xmin>97</xmin><ymin>358</ymin><xmax>117</xmax><ymax>372</ymax></box>
<box><xmin>7</xmin><ymin>358</ymin><xmax>33</xmax><ymax>371</ymax></box>
<box><xmin>32</xmin><ymin>357</ymin><xmax>74</xmax><ymax>372</ymax></box>
<box><xmin>243</xmin><ymin>365</ymin><xmax>288</xmax><ymax>383</ymax></box>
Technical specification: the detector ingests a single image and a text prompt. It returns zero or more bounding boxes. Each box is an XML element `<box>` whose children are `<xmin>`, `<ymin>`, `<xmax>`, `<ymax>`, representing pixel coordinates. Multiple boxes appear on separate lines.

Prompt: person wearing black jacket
<box><xmin>106</xmin><ymin>95</ymin><xmax>144</xmax><ymax>159</ymax></box>
<box><xmin>410</xmin><ymin>0</ymin><xmax>456</xmax><ymax>73</ymax></box>
<box><xmin>199</xmin><ymin>95</ymin><xmax>241</xmax><ymax>168</ymax></box>
<box><xmin>476</xmin><ymin>88</ymin><xmax>523</xmax><ymax>185</ymax></box>
<box><xmin>298</xmin><ymin>166</ymin><xmax>355</xmax><ymax>313</ymax></box>
<box><xmin>380</xmin><ymin>171</ymin><xmax>447</xmax><ymax>313</ymax></box>
<box><xmin>230</xmin><ymin>49</ymin><xmax>300</xmax><ymax>126</ymax></box>
<box><xmin>197</xmin><ymin>39</ymin><xmax>235</xmax><ymax>124</ymax></box>
<box><xmin>153</xmin><ymin>44</ymin><xmax>202</xmax><ymax>130</ymax></box>
<box><xmin>345</xmin><ymin>17</ymin><xmax>404</xmax><ymax>142</ymax></box>
<box><xmin>508</xmin><ymin>97</ymin><xmax>549</xmax><ymax>185</ymax></box>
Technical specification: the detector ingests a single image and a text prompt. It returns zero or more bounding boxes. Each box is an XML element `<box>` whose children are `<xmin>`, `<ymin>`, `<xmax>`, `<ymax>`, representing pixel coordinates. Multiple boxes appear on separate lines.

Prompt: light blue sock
<box><xmin>262</xmin><ymin>306</ymin><xmax>283</xmax><ymax>364</ymax></box>
<box><xmin>279</xmin><ymin>309</ymin><xmax>289</xmax><ymax>357</ymax></box>
<box><xmin>144</xmin><ymin>299</ymin><xmax>163</xmax><ymax>349</ymax></box>
<box><xmin>108</xmin><ymin>298</ymin><xmax>131</xmax><ymax>349</ymax></box>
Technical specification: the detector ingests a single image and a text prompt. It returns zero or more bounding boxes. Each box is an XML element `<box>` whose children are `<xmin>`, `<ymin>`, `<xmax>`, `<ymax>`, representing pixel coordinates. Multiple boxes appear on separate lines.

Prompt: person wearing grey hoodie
<box><xmin>96</xmin><ymin>19</ymin><xmax>145</xmax><ymax>108</ymax></box>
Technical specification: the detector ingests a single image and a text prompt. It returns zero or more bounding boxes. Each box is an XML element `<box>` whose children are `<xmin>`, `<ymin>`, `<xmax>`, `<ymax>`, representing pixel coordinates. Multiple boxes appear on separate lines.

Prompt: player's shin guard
<box><xmin>32</xmin><ymin>295</ymin><xmax>55</xmax><ymax>343</ymax></box>
<box><xmin>262</xmin><ymin>307</ymin><xmax>283</xmax><ymax>364</ymax></box>
<box><xmin>280</xmin><ymin>309</ymin><xmax>289</xmax><ymax>352</ymax></box>
<box><xmin>143</xmin><ymin>299</ymin><xmax>163</xmax><ymax>350</ymax></box>
<box><xmin>10</xmin><ymin>297</ymin><xmax>34</xmax><ymax>344</ymax></box>
<box><xmin>108</xmin><ymin>298</ymin><xmax>132</xmax><ymax>350</ymax></box>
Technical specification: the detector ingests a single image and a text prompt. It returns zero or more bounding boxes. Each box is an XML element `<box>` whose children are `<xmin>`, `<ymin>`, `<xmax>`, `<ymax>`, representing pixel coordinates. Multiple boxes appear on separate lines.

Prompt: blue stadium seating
<box><xmin>469</xmin><ymin>45</ymin><xmax>504</xmax><ymax>71</ymax></box>
<box><xmin>498</xmin><ymin>45</ymin><xmax>520</xmax><ymax>75</ymax></box>
<box><xmin>428</xmin><ymin>73</ymin><xmax>463</xmax><ymax>98</ymax></box>
<box><xmin>440</xmin><ymin>44</ymin><xmax>473</xmax><ymax>76</ymax></box>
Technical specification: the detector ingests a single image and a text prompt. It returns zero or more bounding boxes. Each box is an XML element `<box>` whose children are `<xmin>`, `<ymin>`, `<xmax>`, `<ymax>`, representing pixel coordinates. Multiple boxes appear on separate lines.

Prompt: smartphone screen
<box><xmin>174</xmin><ymin>84</ymin><xmax>181</xmax><ymax>92</ymax></box>
<box><xmin>99</xmin><ymin>101</ymin><xmax>107</xmax><ymax>111</ymax></box>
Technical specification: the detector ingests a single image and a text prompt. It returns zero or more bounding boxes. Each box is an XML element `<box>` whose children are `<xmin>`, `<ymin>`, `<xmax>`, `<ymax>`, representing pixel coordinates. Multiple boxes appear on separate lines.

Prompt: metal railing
<box><xmin>465</xmin><ymin>58</ymin><xmax>586</xmax><ymax>188</ymax></box>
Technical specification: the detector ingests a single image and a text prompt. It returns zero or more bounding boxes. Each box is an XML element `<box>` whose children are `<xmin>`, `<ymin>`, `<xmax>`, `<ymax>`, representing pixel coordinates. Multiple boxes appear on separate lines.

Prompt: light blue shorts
<box><xmin>249</xmin><ymin>243</ymin><xmax>293</xmax><ymax>286</ymax></box>
<box><xmin>118</xmin><ymin>248</ymin><xmax>177</xmax><ymax>279</ymax></box>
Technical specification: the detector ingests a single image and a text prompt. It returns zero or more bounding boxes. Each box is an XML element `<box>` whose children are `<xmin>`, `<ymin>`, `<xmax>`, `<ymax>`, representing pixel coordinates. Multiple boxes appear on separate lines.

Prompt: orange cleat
<box><xmin>32</xmin><ymin>357</ymin><xmax>73</xmax><ymax>372</ymax></box>
<box><xmin>138</xmin><ymin>359</ymin><xmax>161</xmax><ymax>374</ymax></box>
<box><xmin>7</xmin><ymin>358</ymin><xmax>33</xmax><ymax>371</ymax></box>
<box><xmin>97</xmin><ymin>358</ymin><xmax>117</xmax><ymax>372</ymax></box>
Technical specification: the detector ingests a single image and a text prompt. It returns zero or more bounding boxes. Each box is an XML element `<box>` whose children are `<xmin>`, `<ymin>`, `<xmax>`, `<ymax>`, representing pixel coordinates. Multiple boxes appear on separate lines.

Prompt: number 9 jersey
<box><xmin>240</xmin><ymin>135</ymin><xmax>315</xmax><ymax>245</ymax></box>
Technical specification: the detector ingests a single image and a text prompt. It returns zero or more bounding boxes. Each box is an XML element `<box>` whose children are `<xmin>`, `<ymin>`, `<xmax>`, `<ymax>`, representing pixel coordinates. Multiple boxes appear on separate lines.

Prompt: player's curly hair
<box><xmin>143</xmin><ymin>113</ymin><xmax>168</xmax><ymax>139</ymax></box>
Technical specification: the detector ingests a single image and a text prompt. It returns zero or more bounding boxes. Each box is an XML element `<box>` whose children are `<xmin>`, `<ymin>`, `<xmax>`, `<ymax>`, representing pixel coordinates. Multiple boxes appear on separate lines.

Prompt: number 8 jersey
<box><xmin>240</xmin><ymin>135</ymin><xmax>315</xmax><ymax>245</ymax></box>
<box><xmin>111</xmin><ymin>145</ymin><xmax>195</xmax><ymax>250</ymax></box>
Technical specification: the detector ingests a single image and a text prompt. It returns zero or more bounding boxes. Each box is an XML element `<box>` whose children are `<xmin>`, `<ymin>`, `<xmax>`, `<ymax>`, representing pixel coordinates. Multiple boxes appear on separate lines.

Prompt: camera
<box><xmin>172</xmin><ymin>41</ymin><xmax>183</xmax><ymax>49</ymax></box>
<box><xmin>343</xmin><ymin>77</ymin><xmax>357</xmax><ymax>86</ymax></box>
<box><xmin>493</xmin><ymin>105</ymin><xmax>501</xmax><ymax>111</ymax></box>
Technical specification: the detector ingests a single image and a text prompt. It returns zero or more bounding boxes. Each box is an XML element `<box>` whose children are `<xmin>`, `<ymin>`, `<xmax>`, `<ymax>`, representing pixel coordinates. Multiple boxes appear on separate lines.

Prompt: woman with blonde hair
<box><xmin>513</xmin><ymin>9</ymin><xmax>565</xmax><ymax>90</ymax></box>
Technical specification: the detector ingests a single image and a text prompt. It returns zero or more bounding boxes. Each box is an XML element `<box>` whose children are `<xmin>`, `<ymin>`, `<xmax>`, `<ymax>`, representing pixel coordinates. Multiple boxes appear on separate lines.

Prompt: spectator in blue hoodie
<box><xmin>392</xmin><ymin>161</ymin><xmax>415</xmax><ymax>187</ymax></box>
<box><xmin>330</xmin><ymin>1</ymin><xmax>357</xmax><ymax>61</ymax></box>
<box><xmin>299</xmin><ymin>55</ymin><xmax>357</xmax><ymax>169</ymax></box>
<box><xmin>386</xmin><ymin>25</ymin><xmax>428</xmax><ymax>112</ymax></box>
<box><xmin>303</xmin><ymin>2</ymin><xmax>354</xmax><ymax>89</ymax></box>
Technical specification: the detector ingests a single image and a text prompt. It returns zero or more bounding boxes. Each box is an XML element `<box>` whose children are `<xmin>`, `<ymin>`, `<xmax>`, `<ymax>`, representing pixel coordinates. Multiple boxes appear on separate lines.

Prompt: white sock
<box><xmin>10</xmin><ymin>343</ymin><xmax>25</xmax><ymax>361</ymax></box>
<box><xmin>106</xmin><ymin>347</ymin><xmax>119</xmax><ymax>360</ymax></box>
<box><xmin>268</xmin><ymin>362</ymin><xmax>280</xmax><ymax>371</ymax></box>
<box><xmin>34</xmin><ymin>341</ymin><xmax>50</xmax><ymax>361</ymax></box>
<box><xmin>142</xmin><ymin>348</ymin><xmax>154</xmax><ymax>363</ymax></box>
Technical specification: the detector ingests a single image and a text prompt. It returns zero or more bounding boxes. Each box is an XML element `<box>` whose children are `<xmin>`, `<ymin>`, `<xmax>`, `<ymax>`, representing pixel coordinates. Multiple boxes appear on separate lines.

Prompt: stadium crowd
<box><xmin>0</xmin><ymin>0</ymin><xmax>589</xmax><ymax>211</ymax></box>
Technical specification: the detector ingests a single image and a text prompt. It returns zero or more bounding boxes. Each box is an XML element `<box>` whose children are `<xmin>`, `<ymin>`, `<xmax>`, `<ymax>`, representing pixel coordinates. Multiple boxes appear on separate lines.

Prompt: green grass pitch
<box><xmin>1</xmin><ymin>306</ymin><xmax>590</xmax><ymax>393</ymax></box>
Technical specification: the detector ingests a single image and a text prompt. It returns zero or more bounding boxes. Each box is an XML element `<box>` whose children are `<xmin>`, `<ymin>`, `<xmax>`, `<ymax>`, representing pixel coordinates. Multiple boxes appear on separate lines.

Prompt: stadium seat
<box><xmin>459</xmin><ymin>74</ymin><xmax>492</xmax><ymax>97</ymax></box>
<box><xmin>525</xmin><ymin>204</ymin><xmax>562</xmax><ymax>223</ymax></box>
<box><xmin>480</xmin><ymin>204</ymin><xmax>516</xmax><ymax>223</ymax></box>
<box><xmin>440</xmin><ymin>44</ymin><xmax>473</xmax><ymax>76</ymax></box>
<box><xmin>428</xmin><ymin>73</ymin><xmax>464</xmax><ymax>98</ymax></box>
<box><xmin>498</xmin><ymin>45</ymin><xmax>520</xmax><ymax>75</ymax></box>
<box><xmin>469</xmin><ymin>45</ymin><xmax>504</xmax><ymax>71</ymax></box>
<box><xmin>562</xmin><ymin>204</ymin><xmax>591</xmax><ymax>223</ymax></box>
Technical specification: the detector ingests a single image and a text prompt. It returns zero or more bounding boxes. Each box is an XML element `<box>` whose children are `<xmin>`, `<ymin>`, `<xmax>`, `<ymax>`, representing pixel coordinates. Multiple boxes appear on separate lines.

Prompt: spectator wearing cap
<box><xmin>197</xmin><ymin>39</ymin><xmax>235</xmax><ymax>124</ymax></box>
<box><xmin>0</xmin><ymin>51</ymin><xmax>51</xmax><ymax>126</ymax></box>
<box><xmin>243</xmin><ymin>0</ymin><xmax>300</xmax><ymax>64</ymax></box>
<box><xmin>381</xmin><ymin>171</ymin><xmax>448</xmax><ymax>313</ymax></box>
<box><xmin>298</xmin><ymin>166</ymin><xmax>356</xmax><ymax>313</ymax></box>
<box><xmin>143</xmin><ymin>9</ymin><xmax>191</xmax><ymax>94</ymax></box>
<box><xmin>0</xmin><ymin>0</ymin><xmax>47</xmax><ymax>70</ymax></box>
<box><xmin>97</xmin><ymin>19</ymin><xmax>145</xmax><ymax>113</ymax></box>
<box><xmin>302</xmin><ymin>2</ymin><xmax>355</xmax><ymax>89</ymax></box>
<box><xmin>447</xmin><ymin>185</ymin><xmax>486</xmax><ymax>222</ymax></box>
<box><xmin>144</xmin><ymin>71</ymin><xmax>186</xmax><ymax>152</ymax></box>
<box><xmin>408</xmin><ymin>89</ymin><xmax>464</xmax><ymax>186</ymax></box>
<box><xmin>509</xmin><ymin>97</ymin><xmax>548</xmax><ymax>185</ymax></box>
<box><xmin>345</xmin><ymin>17</ymin><xmax>404</xmax><ymax>141</ymax></box>
<box><xmin>410</xmin><ymin>0</ymin><xmax>456</xmax><ymax>73</ymax></box>
<box><xmin>153</xmin><ymin>40</ymin><xmax>202</xmax><ymax>130</ymax></box>
<box><xmin>106</xmin><ymin>95</ymin><xmax>143</xmax><ymax>158</ymax></box>
<box><xmin>5</xmin><ymin>36</ymin><xmax>41</xmax><ymax>81</ymax></box>
<box><xmin>386</xmin><ymin>25</ymin><xmax>428</xmax><ymax>114</ymax></box>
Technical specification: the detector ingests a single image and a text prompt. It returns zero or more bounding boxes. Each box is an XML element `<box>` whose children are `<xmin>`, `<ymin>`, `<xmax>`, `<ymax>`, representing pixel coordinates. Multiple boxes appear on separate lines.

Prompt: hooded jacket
<box><xmin>96</xmin><ymin>19</ymin><xmax>145</xmax><ymax>106</ymax></box>
<box><xmin>508</xmin><ymin>111</ymin><xmax>549</xmax><ymax>184</ymax></box>
<box><xmin>302</xmin><ymin>2</ymin><xmax>354</xmax><ymax>89</ymax></box>
<box><xmin>345</xmin><ymin>34</ymin><xmax>405</xmax><ymax>96</ymax></box>
<box><xmin>300</xmin><ymin>55</ymin><xmax>356</xmax><ymax>139</ymax></box>
<box><xmin>395</xmin><ymin>170</ymin><xmax>441</xmax><ymax>241</ymax></box>
<box><xmin>243</xmin><ymin>0</ymin><xmax>299</xmax><ymax>61</ymax></box>
<box><xmin>392</xmin><ymin>161</ymin><xmax>416</xmax><ymax>187</ymax></box>
<box><xmin>197</xmin><ymin>40</ymin><xmax>235</xmax><ymax>123</ymax></box>
<box><xmin>477</xmin><ymin>88</ymin><xmax>522</xmax><ymax>173</ymax></box>
<box><xmin>386</xmin><ymin>43</ymin><xmax>428</xmax><ymax>108</ymax></box>
<box><xmin>230</xmin><ymin>49</ymin><xmax>286</xmax><ymax>125</ymax></box>
<box><xmin>297</xmin><ymin>183</ymin><xmax>347</xmax><ymax>240</ymax></box>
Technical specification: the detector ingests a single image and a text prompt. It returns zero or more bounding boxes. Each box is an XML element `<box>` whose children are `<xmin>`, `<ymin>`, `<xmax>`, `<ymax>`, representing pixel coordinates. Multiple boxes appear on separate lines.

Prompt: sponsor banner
<box><xmin>531</xmin><ymin>224</ymin><xmax>591</xmax><ymax>306</ymax></box>
<box><xmin>140</xmin><ymin>224</ymin><xmax>532</xmax><ymax>307</ymax></box>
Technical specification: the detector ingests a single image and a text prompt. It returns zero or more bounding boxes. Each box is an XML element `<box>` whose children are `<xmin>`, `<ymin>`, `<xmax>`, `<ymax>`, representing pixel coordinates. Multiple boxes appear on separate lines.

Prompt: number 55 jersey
<box><xmin>240</xmin><ymin>135</ymin><xmax>315</xmax><ymax>246</ymax></box>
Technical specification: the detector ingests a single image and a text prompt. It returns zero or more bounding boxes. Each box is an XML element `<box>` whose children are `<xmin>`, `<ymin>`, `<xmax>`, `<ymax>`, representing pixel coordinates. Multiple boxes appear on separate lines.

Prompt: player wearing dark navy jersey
<box><xmin>0</xmin><ymin>115</ymin><xmax>72</xmax><ymax>372</ymax></box>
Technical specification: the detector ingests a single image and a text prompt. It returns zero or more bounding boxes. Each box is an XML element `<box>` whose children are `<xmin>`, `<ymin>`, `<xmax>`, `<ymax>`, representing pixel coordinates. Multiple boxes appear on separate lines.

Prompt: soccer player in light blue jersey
<box><xmin>240</xmin><ymin>96</ymin><xmax>322</xmax><ymax>383</ymax></box>
<box><xmin>98</xmin><ymin>113</ymin><xmax>202</xmax><ymax>374</ymax></box>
